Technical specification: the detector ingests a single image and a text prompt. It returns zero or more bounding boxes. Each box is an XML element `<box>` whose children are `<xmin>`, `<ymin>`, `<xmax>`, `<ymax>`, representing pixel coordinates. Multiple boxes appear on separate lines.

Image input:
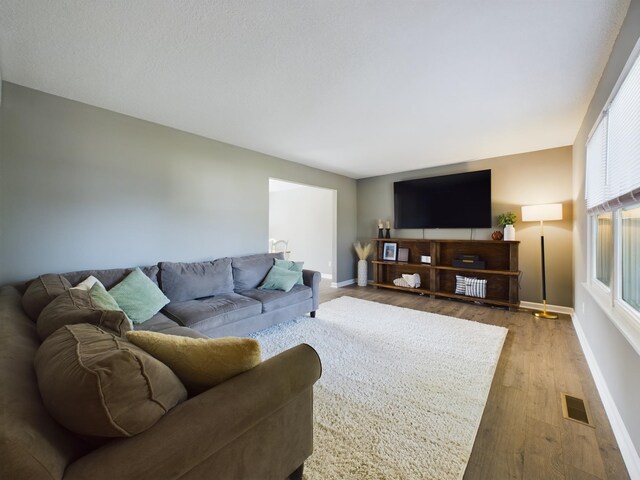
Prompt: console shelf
<box><xmin>372</xmin><ymin>238</ymin><xmax>520</xmax><ymax>310</ymax></box>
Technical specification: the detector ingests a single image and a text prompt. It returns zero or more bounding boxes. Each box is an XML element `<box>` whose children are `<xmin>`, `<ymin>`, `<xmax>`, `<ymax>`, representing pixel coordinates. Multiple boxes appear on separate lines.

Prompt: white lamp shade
<box><xmin>521</xmin><ymin>203</ymin><xmax>563</xmax><ymax>222</ymax></box>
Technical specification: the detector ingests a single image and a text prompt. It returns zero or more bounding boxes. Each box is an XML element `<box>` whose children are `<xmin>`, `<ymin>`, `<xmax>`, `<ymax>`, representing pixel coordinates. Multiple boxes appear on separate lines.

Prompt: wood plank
<box><xmin>464</xmin><ymin>385</ymin><xmax>526</xmax><ymax>480</ymax></box>
<box><xmin>523</xmin><ymin>417</ymin><xmax>565</xmax><ymax>480</ymax></box>
<box><xmin>564</xmin><ymin>465</ymin><xmax>603</xmax><ymax>480</ymax></box>
<box><xmin>561</xmin><ymin>416</ymin><xmax>607</xmax><ymax>479</ymax></box>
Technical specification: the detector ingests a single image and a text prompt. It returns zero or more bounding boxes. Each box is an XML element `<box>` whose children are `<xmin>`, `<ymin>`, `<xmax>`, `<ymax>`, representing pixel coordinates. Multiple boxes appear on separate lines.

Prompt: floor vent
<box><xmin>561</xmin><ymin>393</ymin><xmax>594</xmax><ymax>427</ymax></box>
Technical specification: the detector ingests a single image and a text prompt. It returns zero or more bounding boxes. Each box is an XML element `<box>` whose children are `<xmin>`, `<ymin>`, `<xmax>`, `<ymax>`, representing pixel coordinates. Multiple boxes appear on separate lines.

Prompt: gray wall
<box><xmin>572</xmin><ymin>0</ymin><xmax>640</xmax><ymax>457</ymax></box>
<box><xmin>357</xmin><ymin>146</ymin><xmax>574</xmax><ymax>307</ymax></box>
<box><xmin>0</xmin><ymin>82</ymin><xmax>357</xmax><ymax>284</ymax></box>
<box><xmin>269</xmin><ymin>184</ymin><xmax>335</xmax><ymax>276</ymax></box>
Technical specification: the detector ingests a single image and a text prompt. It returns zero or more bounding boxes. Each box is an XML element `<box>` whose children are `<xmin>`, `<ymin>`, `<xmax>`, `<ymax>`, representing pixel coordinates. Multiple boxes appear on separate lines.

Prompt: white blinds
<box><xmin>586</xmin><ymin>116</ymin><xmax>608</xmax><ymax>209</ymax></box>
<box><xmin>586</xmin><ymin>50</ymin><xmax>640</xmax><ymax>213</ymax></box>
<box><xmin>608</xmin><ymin>52</ymin><xmax>640</xmax><ymax>200</ymax></box>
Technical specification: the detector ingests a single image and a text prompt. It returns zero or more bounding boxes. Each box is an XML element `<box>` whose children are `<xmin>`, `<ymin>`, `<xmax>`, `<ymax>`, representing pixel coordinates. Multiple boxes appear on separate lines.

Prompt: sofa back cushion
<box><xmin>231</xmin><ymin>253</ymin><xmax>284</xmax><ymax>292</ymax></box>
<box><xmin>34</xmin><ymin>323</ymin><xmax>187</xmax><ymax>438</ymax></box>
<box><xmin>61</xmin><ymin>265</ymin><xmax>160</xmax><ymax>290</ymax></box>
<box><xmin>0</xmin><ymin>286</ymin><xmax>89</xmax><ymax>480</ymax></box>
<box><xmin>36</xmin><ymin>289</ymin><xmax>131</xmax><ymax>341</ymax></box>
<box><xmin>21</xmin><ymin>274</ymin><xmax>71</xmax><ymax>321</ymax></box>
<box><xmin>160</xmin><ymin>258</ymin><xmax>234</xmax><ymax>302</ymax></box>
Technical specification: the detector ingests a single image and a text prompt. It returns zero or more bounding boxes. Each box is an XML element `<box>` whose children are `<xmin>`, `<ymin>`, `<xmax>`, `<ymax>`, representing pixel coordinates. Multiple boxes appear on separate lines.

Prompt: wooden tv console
<box><xmin>372</xmin><ymin>238</ymin><xmax>520</xmax><ymax>310</ymax></box>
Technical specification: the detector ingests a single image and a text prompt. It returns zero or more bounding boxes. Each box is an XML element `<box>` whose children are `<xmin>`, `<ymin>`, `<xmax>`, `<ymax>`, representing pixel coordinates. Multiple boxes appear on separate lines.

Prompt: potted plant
<box><xmin>353</xmin><ymin>242</ymin><xmax>373</xmax><ymax>286</ymax></box>
<box><xmin>497</xmin><ymin>212</ymin><xmax>517</xmax><ymax>241</ymax></box>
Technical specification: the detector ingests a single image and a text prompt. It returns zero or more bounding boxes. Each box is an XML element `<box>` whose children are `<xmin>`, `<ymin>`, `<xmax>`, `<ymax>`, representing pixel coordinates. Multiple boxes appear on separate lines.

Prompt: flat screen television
<box><xmin>393</xmin><ymin>170</ymin><xmax>492</xmax><ymax>229</ymax></box>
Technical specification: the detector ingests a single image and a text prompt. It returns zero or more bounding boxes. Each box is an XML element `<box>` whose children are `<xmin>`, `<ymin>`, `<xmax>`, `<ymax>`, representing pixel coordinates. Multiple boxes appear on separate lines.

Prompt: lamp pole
<box><xmin>535</xmin><ymin>219</ymin><xmax>557</xmax><ymax>319</ymax></box>
<box><xmin>521</xmin><ymin>203</ymin><xmax>563</xmax><ymax>319</ymax></box>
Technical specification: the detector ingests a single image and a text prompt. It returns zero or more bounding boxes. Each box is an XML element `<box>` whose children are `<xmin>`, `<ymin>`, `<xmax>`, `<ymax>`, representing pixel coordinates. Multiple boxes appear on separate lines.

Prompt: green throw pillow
<box><xmin>109</xmin><ymin>268</ymin><xmax>170</xmax><ymax>324</ymax></box>
<box><xmin>90</xmin><ymin>282</ymin><xmax>133</xmax><ymax>328</ymax></box>
<box><xmin>274</xmin><ymin>259</ymin><xmax>304</xmax><ymax>285</ymax></box>
<box><xmin>259</xmin><ymin>266</ymin><xmax>300</xmax><ymax>292</ymax></box>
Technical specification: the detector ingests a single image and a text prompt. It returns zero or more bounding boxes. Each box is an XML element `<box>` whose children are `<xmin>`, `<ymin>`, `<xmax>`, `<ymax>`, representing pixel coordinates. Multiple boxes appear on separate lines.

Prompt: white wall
<box><xmin>572</xmin><ymin>0</ymin><xmax>640</xmax><ymax>472</ymax></box>
<box><xmin>269</xmin><ymin>182</ymin><xmax>335</xmax><ymax>277</ymax></box>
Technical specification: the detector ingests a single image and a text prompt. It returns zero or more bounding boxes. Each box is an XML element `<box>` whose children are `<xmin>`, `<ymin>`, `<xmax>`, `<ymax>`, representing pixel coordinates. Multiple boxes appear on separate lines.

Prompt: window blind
<box><xmin>586</xmin><ymin>49</ymin><xmax>640</xmax><ymax>214</ymax></box>
<box><xmin>586</xmin><ymin>116</ymin><xmax>608</xmax><ymax>210</ymax></box>
<box><xmin>607</xmin><ymin>51</ymin><xmax>640</xmax><ymax>201</ymax></box>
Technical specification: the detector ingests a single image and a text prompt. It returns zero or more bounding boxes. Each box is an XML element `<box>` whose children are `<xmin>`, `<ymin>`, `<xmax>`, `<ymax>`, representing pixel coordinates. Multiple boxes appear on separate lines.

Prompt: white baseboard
<box><xmin>330</xmin><ymin>278</ymin><xmax>355</xmax><ymax>288</ymax></box>
<box><xmin>520</xmin><ymin>301</ymin><xmax>574</xmax><ymax>315</ymax></box>
<box><xmin>571</xmin><ymin>313</ymin><xmax>640</xmax><ymax>480</ymax></box>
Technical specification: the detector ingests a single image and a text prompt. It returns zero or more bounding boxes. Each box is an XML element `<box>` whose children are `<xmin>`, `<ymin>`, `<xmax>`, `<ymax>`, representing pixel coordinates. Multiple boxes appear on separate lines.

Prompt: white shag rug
<box><xmin>253</xmin><ymin>296</ymin><xmax>507</xmax><ymax>480</ymax></box>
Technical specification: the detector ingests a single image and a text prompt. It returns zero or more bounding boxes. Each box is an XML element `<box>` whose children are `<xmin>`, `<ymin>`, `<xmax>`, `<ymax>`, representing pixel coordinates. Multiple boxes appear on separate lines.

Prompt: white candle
<box><xmin>386</xmin><ymin>220</ymin><xmax>391</xmax><ymax>229</ymax></box>
<box><xmin>378</xmin><ymin>219</ymin><xmax>383</xmax><ymax>229</ymax></box>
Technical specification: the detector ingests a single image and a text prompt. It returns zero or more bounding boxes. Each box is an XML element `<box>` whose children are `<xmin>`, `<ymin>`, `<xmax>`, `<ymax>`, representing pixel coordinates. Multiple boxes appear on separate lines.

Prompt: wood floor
<box><xmin>318</xmin><ymin>284</ymin><xmax>630</xmax><ymax>480</ymax></box>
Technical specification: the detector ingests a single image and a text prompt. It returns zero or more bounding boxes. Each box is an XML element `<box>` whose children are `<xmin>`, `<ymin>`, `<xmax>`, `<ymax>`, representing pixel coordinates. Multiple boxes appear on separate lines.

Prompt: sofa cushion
<box><xmin>231</xmin><ymin>253</ymin><xmax>284</xmax><ymax>292</ymax></box>
<box><xmin>160</xmin><ymin>258</ymin><xmax>234</xmax><ymax>302</ymax></box>
<box><xmin>34</xmin><ymin>323</ymin><xmax>187</xmax><ymax>438</ymax></box>
<box><xmin>259</xmin><ymin>265</ymin><xmax>301</xmax><ymax>292</ymax></box>
<box><xmin>22</xmin><ymin>274</ymin><xmax>71</xmax><ymax>321</ymax></box>
<box><xmin>61</xmin><ymin>265</ymin><xmax>160</xmax><ymax>290</ymax></box>
<box><xmin>127</xmin><ymin>331</ymin><xmax>261</xmax><ymax>395</ymax></box>
<box><xmin>36</xmin><ymin>289</ymin><xmax>131</xmax><ymax>341</ymax></box>
<box><xmin>240</xmin><ymin>285</ymin><xmax>312</xmax><ymax>313</ymax></box>
<box><xmin>109</xmin><ymin>268</ymin><xmax>170</xmax><ymax>324</ymax></box>
<box><xmin>164</xmin><ymin>293</ymin><xmax>262</xmax><ymax>331</ymax></box>
<box><xmin>134</xmin><ymin>312</ymin><xmax>208</xmax><ymax>339</ymax></box>
<box><xmin>274</xmin><ymin>259</ymin><xmax>304</xmax><ymax>285</ymax></box>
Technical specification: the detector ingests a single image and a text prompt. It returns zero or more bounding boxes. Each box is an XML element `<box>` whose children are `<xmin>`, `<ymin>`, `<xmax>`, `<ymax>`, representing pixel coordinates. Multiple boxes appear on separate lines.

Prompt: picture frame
<box><xmin>382</xmin><ymin>242</ymin><xmax>398</xmax><ymax>261</ymax></box>
<box><xmin>397</xmin><ymin>247</ymin><xmax>409</xmax><ymax>262</ymax></box>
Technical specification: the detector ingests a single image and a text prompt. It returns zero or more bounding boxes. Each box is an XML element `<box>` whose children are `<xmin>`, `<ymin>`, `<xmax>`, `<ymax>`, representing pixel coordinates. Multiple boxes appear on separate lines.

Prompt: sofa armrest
<box><xmin>302</xmin><ymin>269</ymin><xmax>321</xmax><ymax>312</ymax></box>
<box><xmin>64</xmin><ymin>344</ymin><xmax>322</xmax><ymax>480</ymax></box>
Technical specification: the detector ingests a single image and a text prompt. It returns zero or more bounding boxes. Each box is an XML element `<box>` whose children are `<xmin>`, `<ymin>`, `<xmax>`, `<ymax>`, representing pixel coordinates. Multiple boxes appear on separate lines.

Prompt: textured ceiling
<box><xmin>0</xmin><ymin>1</ymin><xmax>630</xmax><ymax>178</ymax></box>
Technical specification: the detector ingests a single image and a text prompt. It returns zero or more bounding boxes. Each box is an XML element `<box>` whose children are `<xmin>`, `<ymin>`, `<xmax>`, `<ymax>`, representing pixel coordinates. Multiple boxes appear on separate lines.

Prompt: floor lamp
<box><xmin>521</xmin><ymin>203</ymin><xmax>563</xmax><ymax>319</ymax></box>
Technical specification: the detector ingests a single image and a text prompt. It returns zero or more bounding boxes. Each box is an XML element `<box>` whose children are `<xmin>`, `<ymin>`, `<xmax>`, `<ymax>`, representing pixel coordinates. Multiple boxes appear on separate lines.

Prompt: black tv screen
<box><xmin>394</xmin><ymin>170</ymin><xmax>492</xmax><ymax>229</ymax></box>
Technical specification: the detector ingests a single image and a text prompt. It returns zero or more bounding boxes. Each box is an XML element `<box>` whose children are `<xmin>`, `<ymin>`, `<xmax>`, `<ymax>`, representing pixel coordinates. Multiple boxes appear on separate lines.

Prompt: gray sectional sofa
<box><xmin>59</xmin><ymin>252</ymin><xmax>320</xmax><ymax>339</ymax></box>
<box><xmin>158</xmin><ymin>253</ymin><xmax>320</xmax><ymax>337</ymax></box>
<box><xmin>0</xmin><ymin>252</ymin><xmax>322</xmax><ymax>480</ymax></box>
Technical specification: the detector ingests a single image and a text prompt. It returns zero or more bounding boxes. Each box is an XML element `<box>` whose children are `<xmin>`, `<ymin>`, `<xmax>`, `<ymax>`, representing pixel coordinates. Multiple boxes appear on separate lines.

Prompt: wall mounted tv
<box><xmin>393</xmin><ymin>170</ymin><xmax>492</xmax><ymax>229</ymax></box>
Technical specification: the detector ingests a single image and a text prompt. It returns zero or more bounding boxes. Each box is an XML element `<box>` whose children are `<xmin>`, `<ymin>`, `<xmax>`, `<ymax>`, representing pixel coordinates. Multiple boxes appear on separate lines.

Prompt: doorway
<box><xmin>268</xmin><ymin>178</ymin><xmax>337</xmax><ymax>281</ymax></box>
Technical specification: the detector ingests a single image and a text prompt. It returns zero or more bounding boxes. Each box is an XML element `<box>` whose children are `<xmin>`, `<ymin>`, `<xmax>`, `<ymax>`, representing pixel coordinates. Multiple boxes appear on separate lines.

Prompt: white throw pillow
<box><xmin>71</xmin><ymin>275</ymin><xmax>104</xmax><ymax>291</ymax></box>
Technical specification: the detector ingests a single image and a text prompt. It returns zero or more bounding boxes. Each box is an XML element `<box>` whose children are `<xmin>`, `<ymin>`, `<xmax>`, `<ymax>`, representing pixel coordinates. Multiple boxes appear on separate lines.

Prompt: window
<box><xmin>621</xmin><ymin>205</ymin><xmax>640</xmax><ymax>311</ymax></box>
<box><xmin>585</xmin><ymin>43</ymin><xmax>640</xmax><ymax>327</ymax></box>
<box><xmin>595</xmin><ymin>213</ymin><xmax>613</xmax><ymax>288</ymax></box>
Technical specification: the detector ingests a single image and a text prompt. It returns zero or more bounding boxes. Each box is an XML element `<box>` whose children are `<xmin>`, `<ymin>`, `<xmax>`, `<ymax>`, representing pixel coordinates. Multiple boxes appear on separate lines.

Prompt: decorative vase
<box><xmin>378</xmin><ymin>228</ymin><xmax>384</xmax><ymax>238</ymax></box>
<box><xmin>384</xmin><ymin>228</ymin><xmax>391</xmax><ymax>238</ymax></box>
<box><xmin>503</xmin><ymin>224</ymin><xmax>515</xmax><ymax>241</ymax></box>
<box><xmin>357</xmin><ymin>260</ymin><xmax>368</xmax><ymax>287</ymax></box>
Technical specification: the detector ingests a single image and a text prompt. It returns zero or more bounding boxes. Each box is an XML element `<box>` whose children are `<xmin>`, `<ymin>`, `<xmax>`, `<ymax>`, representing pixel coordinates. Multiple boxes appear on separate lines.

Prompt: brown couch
<box><xmin>0</xmin><ymin>261</ymin><xmax>322</xmax><ymax>479</ymax></box>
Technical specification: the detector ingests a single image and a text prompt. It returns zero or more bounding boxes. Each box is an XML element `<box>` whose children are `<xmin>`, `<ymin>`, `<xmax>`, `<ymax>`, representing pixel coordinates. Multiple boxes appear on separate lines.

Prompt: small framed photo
<box><xmin>397</xmin><ymin>247</ymin><xmax>409</xmax><ymax>262</ymax></box>
<box><xmin>382</xmin><ymin>242</ymin><xmax>398</xmax><ymax>261</ymax></box>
